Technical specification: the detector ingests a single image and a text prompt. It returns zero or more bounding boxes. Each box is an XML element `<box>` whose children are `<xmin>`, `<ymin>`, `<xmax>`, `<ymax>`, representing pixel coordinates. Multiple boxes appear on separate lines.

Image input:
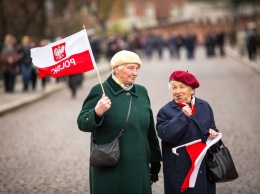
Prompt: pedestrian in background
<box><xmin>236</xmin><ymin>28</ymin><xmax>247</xmax><ymax>57</ymax></box>
<box><xmin>68</xmin><ymin>73</ymin><xmax>83</xmax><ymax>98</ymax></box>
<box><xmin>0</xmin><ymin>34</ymin><xmax>21</xmax><ymax>93</ymax></box>
<box><xmin>154</xmin><ymin>33</ymin><xmax>164</xmax><ymax>59</ymax></box>
<box><xmin>247</xmin><ymin>27</ymin><xmax>257</xmax><ymax>60</ymax></box>
<box><xmin>204</xmin><ymin>31</ymin><xmax>216</xmax><ymax>58</ymax></box>
<box><xmin>29</xmin><ymin>38</ymin><xmax>38</xmax><ymax>91</ymax></box>
<box><xmin>184</xmin><ymin>33</ymin><xmax>197</xmax><ymax>59</ymax></box>
<box><xmin>216</xmin><ymin>30</ymin><xmax>226</xmax><ymax>57</ymax></box>
<box><xmin>145</xmin><ymin>33</ymin><xmax>154</xmax><ymax>59</ymax></box>
<box><xmin>77</xmin><ymin>50</ymin><xmax>162</xmax><ymax>194</ymax></box>
<box><xmin>19</xmin><ymin>35</ymin><xmax>33</xmax><ymax>92</ymax></box>
<box><xmin>156</xmin><ymin>70</ymin><xmax>221</xmax><ymax>194</ymax></box>
<box><xmin>175</xmin><ymin>34</ymin><xmax>183</xmax><ymax>59</ymax></box>
<box><xmin>168</xmin><ymin>32</ymin><xmax>177</xmax><ymax>58</ymax></box>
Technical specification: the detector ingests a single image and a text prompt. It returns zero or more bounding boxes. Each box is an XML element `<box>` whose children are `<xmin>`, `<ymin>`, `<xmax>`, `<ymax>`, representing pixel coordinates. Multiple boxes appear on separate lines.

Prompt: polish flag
<box><xmin>30</xmin><ymin>29</ymin><xmax>96</xmax><ymax>78</ymax></box>
<box><xmin>181</xmin><ymin>133</ymin><xmax>222</xmax><ymax>192</ymax></box>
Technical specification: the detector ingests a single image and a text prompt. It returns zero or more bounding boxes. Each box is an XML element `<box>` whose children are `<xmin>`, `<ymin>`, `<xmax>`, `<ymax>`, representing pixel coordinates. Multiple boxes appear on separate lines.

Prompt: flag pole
<box><xmin>172</xmin><ymin>139</ymin><xmax>202</xmax><ymax>155</ymax></box>
<box><xmin>83</xmin><ymin>25</ymin><xmax>106</xmax><ymax>95</ymax></box>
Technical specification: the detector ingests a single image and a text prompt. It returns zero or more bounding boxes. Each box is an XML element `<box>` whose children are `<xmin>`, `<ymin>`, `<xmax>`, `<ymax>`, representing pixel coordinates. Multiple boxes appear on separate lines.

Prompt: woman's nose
<box><xmin>175</xmin><ymin>87</ymin><xmax>181</xmax><ymax>92</ymax></box>
<box><xmin>133</xmin><ymin>69</ymin><xmax>138</xmax><ymax>75</ymax></box>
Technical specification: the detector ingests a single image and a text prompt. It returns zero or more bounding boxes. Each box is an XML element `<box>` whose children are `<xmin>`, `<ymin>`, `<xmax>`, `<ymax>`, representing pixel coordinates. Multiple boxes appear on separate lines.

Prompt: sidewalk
<box><xmin>0</xmin><ymin>59</ymin><xmax>110</xmax><ymax>116</ymax></box>
<box><xmin>226</xmin><ymin>46</ymin><xmax>260</xmax><ymax>74</ymax></box>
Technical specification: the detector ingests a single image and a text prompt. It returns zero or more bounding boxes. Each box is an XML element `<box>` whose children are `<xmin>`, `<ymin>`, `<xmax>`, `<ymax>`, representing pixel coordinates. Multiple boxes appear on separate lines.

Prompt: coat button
<box><xmin>86</xmin><ymin>117</ymin><xmax>89</xmax><ymax>121</ymax></box>
<box><xmin>199</xmin><ymin>170</ymin><xmax>202</xmax><ymax>173</ymax></box>
<box><xmin>126</xmin><ymin>92</ymin><xmax>130</xmax><ymax>96</ymax></box>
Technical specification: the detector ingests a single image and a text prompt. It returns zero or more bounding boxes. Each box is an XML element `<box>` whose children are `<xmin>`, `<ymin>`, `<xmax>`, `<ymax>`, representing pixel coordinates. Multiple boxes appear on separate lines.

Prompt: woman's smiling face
<box><xmin>170</xmin><ymin>81</ymin><xmax>194</xmax><ymax>103</ymax></box>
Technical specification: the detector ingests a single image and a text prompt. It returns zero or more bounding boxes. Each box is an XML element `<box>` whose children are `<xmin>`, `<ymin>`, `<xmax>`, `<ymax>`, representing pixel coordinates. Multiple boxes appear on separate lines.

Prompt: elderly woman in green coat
<box><xmin>77</xmin><ymin>50</ymin><xmax>162</xmax><ymax>194</ymax></box>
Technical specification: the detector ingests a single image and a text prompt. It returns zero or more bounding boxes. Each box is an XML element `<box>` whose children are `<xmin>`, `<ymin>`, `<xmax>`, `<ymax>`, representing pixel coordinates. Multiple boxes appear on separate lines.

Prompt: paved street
<box><xmin>0</xmin><ymin>47</ymin><xmax>260</xmax><ymax>194</ymax></box>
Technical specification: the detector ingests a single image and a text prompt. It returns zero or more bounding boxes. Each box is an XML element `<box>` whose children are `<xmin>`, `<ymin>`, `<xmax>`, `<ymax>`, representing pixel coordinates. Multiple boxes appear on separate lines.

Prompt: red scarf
<box><xmin>176</xmin><ymin>96</ymin><xmax>196</xmax><ymax>115</ymax></box>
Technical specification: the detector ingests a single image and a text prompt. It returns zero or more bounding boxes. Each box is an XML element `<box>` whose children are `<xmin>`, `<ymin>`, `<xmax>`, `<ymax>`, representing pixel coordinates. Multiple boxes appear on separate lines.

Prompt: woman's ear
<box><xmin>113</xmin><ymin>67</ymin><xmax>118</xmax><ymax>74</ymax></box>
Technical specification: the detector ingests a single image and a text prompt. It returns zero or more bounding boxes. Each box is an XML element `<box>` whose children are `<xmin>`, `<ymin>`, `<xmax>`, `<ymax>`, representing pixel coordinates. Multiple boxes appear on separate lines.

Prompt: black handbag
<box><xmin>89</xmin><ymin>95</ymin><xmax>132</xmax><ymax>168</ymax></box>
<box><xmin>206</xmin><ymin>140</ymin><xmax>239</xmax><ymax>183</ymax></box>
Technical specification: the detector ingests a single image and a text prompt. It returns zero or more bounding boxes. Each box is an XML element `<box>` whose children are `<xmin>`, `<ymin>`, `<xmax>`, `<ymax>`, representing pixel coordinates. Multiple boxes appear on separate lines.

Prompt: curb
<box><xmin>0</xmin><ymin>83</ymin><xmax>66</xmax><ymax>116</ymax></box>
<box><xmin>226</xmin><ymin>46</ymin><xmax>260</xmax><ymax>75</ymax></box>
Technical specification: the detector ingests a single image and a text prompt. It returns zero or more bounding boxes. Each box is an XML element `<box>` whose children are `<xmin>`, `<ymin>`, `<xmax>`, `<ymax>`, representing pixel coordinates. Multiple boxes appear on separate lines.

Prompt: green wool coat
<box><xmin>77</xmin><ymin>75</ymin><xmax>162</xmax><ymax>194</ymax></box>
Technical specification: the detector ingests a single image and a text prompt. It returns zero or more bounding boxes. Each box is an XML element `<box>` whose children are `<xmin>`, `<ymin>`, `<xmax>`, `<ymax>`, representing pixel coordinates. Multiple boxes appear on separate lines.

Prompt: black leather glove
<box><xmin>150</xmin><ymin>162</ymin><xmax>161</xmax><ymax>185</ymax></box>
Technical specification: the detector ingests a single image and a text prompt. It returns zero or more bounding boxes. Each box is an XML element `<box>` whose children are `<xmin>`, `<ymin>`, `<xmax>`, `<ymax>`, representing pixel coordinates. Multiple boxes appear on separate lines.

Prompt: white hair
<box><xmin>117</xmin><ymin>65</ymin><xmax>124</xmax><ymax>70</ymax></box>
<box><xmin>112</xmin><ymin>64</ymin><xmax>125</xmax><ymax>74</ymax></box>
<box><xmin>168</xmin><ymin>81</ymin><xmax>173</xmax><ymax>90</ymax></box>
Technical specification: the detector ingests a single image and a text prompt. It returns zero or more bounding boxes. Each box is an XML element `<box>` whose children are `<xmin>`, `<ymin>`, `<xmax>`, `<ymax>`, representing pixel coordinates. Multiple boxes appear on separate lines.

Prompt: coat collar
<box><xmin>104</xmin><ymin>75</ymin><xmax>138</xmax><ymax>97</ymax></box>
<box><xmin>170</xmin><ymin>98</ymin><xmax>204</xmax><ymax>117</ymax></box>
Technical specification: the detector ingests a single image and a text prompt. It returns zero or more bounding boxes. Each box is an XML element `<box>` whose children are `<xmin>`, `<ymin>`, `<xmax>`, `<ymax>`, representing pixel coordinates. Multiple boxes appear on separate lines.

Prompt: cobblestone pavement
<box><xmin>0</xmin><ymin>47</ymin><xmax>260</xmax><ymax>194</ymax></box>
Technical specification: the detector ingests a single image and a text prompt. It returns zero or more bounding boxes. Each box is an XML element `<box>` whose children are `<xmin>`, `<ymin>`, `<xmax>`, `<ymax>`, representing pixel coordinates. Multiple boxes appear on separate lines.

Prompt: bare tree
<box><xmin>0</xmin><ymin>0</ymin><xmax>46</xmax><ymax>44</ymax></box>
<box><xmin>0</xmin><ymin>0</ymin><xmax>125</xmax><ymax>44</ymax></box>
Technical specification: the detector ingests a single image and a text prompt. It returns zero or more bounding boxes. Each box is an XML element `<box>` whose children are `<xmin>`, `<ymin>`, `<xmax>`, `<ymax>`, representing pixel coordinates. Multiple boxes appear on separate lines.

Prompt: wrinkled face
<box><xmin>114</xmin><ymin>63</ymin><xmax>139</xmax><ymax>85</ymax></box>
<box><xmin>170</xmin><ymin>81</ymin><xmax>194</xmax><ymax>103</ymax></box>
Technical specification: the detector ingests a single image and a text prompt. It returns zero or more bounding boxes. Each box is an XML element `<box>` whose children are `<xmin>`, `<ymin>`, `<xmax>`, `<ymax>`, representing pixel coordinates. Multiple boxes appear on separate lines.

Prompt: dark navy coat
<box><xmin>156</xmin><ymin>98</ymin><xmax>218</xmax><ymax>194</ymax></box>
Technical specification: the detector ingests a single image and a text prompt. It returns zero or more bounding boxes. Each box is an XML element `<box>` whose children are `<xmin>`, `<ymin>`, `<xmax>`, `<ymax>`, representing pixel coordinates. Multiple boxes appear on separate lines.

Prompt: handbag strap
<box><xmin>119</xmin><ymin>94</ymin><xmax>132</xmax><ymax>136</ymax></box>
<box><xmin>92</xmin><ymin>93</ymin><xmax>132</xmax><ymax>142</ymax></box>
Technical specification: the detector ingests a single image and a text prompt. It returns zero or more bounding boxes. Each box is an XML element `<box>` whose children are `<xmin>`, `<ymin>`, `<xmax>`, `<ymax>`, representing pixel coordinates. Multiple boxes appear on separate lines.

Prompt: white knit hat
<box><xmin>110</xmin><ymin>50</ymin><xmax>142</xmax><ymax>69</ymax></box>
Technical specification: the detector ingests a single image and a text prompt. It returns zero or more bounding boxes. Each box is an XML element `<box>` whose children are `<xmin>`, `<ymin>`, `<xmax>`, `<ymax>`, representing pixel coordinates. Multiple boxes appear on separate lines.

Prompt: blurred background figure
<box><xmin>90</xmin><ymin>36</ymin><xmax>101</xmax><ymax>63</ymax></box>
<box><xmin>216</xmin><ymin>30</ymin><xmax>226</xmax><ymax>57</ymax></box>
<box><xmin>204</xmin><ymin>30</ymin><xmax>216</xmax><ymax>58</ymax></box>
<box><xmin>246</xmin><ymin>27</ymin><xmax>257</xmax><ymax>61</ymax></box>
<box><xmin>153</xmin><ymin>32</ymin><xmax>164</xmax><ymax>59</ymax></box>
<box><xmin>68</xmin><ymin>73</ymin><xmax>83</xmax><ymax>98</ymax></box>
<box><xmin>19</xmin><ymin>35</ymin><xmax>33</xmax><ymax>92</ymax></box>
<box><xmin>175</xmin><ymin>34</ymin><xmax>183</xmax><ymax>59</ymax></box>
<box><xmin>184</xmin><ymin>32</ymin><xmax>197</xmax><ymax>60</ymax></box>
<box><xmin>236</xmin><ymin>28</ymin><xmax>247</xmax><ymax>57</ymax></box>
<box><xmin>144</xmin><ymin>33</ymin><xmax>154</xmax><ymax>59</ymax></box>
<box><xmin>106</xmin><ymin>36</ymin><xmax>118</xmax><ymax>61</ymax></box>
<box><xmin>0</xmin><ymin>34</ymin><xmax>21</xmax><ymax>93</ymax></box>
<box><xmin>167</xmin><ymin>32</ymin><xmax>177</xmax><ymax>59</ymax></box>
<box><xmin>29</xmin><ymin>39</ymin><xmax>38</xmax><ymax>91</ymax></box>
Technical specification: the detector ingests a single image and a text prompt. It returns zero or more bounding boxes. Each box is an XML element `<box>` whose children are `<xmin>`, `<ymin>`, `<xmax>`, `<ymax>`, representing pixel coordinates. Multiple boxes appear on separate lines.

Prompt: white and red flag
<box><xmin>30</xmin><ymin>29</ymin><xmax>96</xmax><ymax>78</ymax></box>
<box><xmin>172</xmin><ymin>133</ymin><xmax>222</xmax><ymax>192</ymax></box>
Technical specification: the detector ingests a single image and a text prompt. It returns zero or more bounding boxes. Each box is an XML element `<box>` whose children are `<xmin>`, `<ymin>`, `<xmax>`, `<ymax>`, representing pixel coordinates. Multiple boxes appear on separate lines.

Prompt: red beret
<box><xmin>169</xmin><ymin>70</ymin><xmax>200</xmax><ymax>89</ymax></box>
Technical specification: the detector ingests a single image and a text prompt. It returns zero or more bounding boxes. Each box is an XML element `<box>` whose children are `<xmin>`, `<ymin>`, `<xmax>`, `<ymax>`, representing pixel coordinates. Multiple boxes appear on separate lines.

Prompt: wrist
<box><xmin>94</xmin><ymin>107</ymin><xmax>103</xmax><ymax>117</ymax></box>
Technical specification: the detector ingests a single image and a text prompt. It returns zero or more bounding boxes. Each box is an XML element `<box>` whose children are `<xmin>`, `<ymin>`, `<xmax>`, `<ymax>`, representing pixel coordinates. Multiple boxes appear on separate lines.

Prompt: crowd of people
<box><xmin>0</xmin><ymin>34</ymin><xmax>53</xmax><ymax>93</ymax></box>
<box><xmin>0</xmin><ymin>34</ymin><xmax>81</xmax><ymax>96</ymax></box>
<box><xmin>104</xmin><ymin>31</ymin><xmax>199</xmax><ymax>61</ymax></box>
<box><xmin>101</xmin><ymin>27</ymin><xmax>260</xmax><ymax>62</ymax></box>
<box><xmin>236</xmin><ymin>25</ymin><xmax>260</xmax><ymax>61</ymax></box>
<box><xmin>204</xmin><ymin>30</ymin><xmax>226</xmax><ymax>58</ymax></box>
<box><xmin>1</xmin><ymin>25</ymin><xmax>259</xmax><ymax>95</ymax></box>
<box><xmin>97</xmin><ymin>29</ymin><xmax>231</xmax><ymax>63</ymax></box>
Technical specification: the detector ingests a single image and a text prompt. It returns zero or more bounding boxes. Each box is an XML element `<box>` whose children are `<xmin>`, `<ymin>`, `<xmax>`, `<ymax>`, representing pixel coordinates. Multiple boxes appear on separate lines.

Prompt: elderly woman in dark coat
<box><xmin>156</xmin><ymin>70</ymin><xmax>220</xmax><ymax>194</ymax></box>
<box><xmin>77</xmin><ymin>50</ymin><xmax>162</xmax><ymax>194</ymax></box>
